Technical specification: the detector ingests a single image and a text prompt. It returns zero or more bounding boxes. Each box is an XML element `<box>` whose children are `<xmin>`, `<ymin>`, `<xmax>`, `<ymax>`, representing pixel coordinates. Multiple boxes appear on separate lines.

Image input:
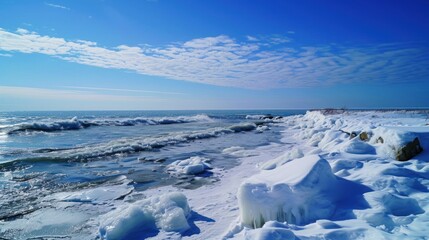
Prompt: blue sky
<box><xmin>0</xmin><ymin>0</ymin><xmax>428</xmax><ymax>110</ymax></box>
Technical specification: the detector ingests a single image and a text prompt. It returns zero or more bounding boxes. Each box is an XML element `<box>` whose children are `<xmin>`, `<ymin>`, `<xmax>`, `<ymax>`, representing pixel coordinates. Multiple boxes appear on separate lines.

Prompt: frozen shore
<box><xmin>2</xmin><ymin>110</ymin><xmax>428</xmax><ymax>239</ymax></box>
<box><xmin>147</xmin><ymin>110</ymin><xmax>429</xmax><ymax>239</ymax></box>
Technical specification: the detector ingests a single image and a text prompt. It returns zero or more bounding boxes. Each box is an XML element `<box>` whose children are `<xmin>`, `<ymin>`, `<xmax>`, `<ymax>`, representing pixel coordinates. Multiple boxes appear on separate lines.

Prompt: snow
<box><xmin>126</xmin><ymin>110</ymin><xmax>429</xmax><ymax>239</ymax></box>
<box><xmin>260</xmin><ymin>148</ymin><xmax>304</xmax><ymax>170</ymax></box>
<box><xmin>231</xmin><ymin>110</ymin><xmax>429</xmax><ymax>239</ymax></box>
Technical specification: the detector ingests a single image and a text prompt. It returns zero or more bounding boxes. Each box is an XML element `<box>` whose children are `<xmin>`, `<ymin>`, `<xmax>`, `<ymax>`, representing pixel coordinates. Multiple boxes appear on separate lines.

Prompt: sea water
<box><xmin>0</xmin><ymin>110</ymin><xmax>304</xmax><ymax>239</ymax></box>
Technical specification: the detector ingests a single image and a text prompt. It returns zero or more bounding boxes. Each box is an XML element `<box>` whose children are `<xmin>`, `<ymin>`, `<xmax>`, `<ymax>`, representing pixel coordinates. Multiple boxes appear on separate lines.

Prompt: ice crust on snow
<box><xmin>238</xmin><ymin>155</ymin><xmax>339</xmax><ymax>228</ymax></box>
<box><xmin>99</xmin><ymin>192</ymin><xmax>190</xmax><ymax>239</ymax></box>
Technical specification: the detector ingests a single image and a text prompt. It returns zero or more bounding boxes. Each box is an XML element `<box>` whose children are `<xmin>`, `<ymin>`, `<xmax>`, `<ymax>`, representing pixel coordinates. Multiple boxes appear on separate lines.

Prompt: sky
<box><xmin>0</xmin><ymin>0</ymin><xmax>428</xmax><ymax>111</ymax></box>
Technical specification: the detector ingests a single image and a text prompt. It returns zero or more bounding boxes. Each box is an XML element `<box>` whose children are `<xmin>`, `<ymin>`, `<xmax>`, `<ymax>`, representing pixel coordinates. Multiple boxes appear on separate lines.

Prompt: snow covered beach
<box><xmin>1</xmin><ymin>110</ymin><xmax>429</xmax><ymax>239</ymax></box>
<box><xmin>145</xmin><ymin>110</ymin><xmax>429</xmax><ymax>240</ymax></box>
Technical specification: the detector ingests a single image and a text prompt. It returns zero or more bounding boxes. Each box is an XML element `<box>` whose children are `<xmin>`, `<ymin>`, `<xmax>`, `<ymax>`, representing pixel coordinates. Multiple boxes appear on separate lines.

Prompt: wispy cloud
<box><xmin>0</xmin><ymin>86</ymin><xmax>161</xmax><ymax>102</ymax></box>
<box><xmin>0</xmin><ymin>53</ymin><xmax>12</xmax><ymax>57</ymax></box>
<box><xmin>45</xmin><ymin>2</ymin><xmax>70</xmax><ymax>10</ymax></box>
<box><xmin>0</xmin><ymin>28</ymin><xmax>427</xmax><ymax>89</ymax></box>
<box><xmin>62</xmin><ymin>86</ymin><xmax>185</xmax><ymax>95</ymax></box>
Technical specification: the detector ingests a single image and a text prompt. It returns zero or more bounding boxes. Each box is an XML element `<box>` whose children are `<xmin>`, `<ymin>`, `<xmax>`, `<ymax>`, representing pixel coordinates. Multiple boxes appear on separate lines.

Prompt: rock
<box><xmin>154</xmin><ymin>158</ymin><xmax>166</xmax><ymax>163</ymax></box>
<box><xmin>376</xmin><ymin>136</ymin><xmax>384</xmax><ymax>144</ymax></box>
<box><xmin>261</xmin><ymin>114</ymin><xmax>274</xmax><ymax>120</ymax></box>
<box><xmin>359</xmin><ymin>132</ymin><xmax>370</xmax><ymax>141</ymax></box>
<box><xmin>396</xmin><ymin>137</ymin><xmax>423</xmax><ymax>161</ymax></box>
<box><xmin>350</xmin><ymin>132</ymin><xmax>358</xmax><ymax>139</ymax></box>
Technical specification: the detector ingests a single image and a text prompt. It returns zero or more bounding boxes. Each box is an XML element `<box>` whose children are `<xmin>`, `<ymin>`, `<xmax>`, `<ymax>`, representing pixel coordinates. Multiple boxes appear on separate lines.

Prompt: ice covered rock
<box><xmin>395</xmin><ymin>137</ymin><xmax>423</xmax><ymax>161</ymax></box>
<box><xmin>371</xmin><ymin>127</ymin><xmax>423</xmax><ymax>160</ymax></box>
<box><xmin>167</xmin><ymin>156</ymin><xmax>212</xmax><ymax>175</ymax></box>
<box><xmin>238</xmin><ymin>155</ymin><xmax>339</xmax><ymax>228</ymax></box>
<box><xmin>99</xmin><ymin>192</ymin><xmax>190</xmax><ymax>239</ymax></box>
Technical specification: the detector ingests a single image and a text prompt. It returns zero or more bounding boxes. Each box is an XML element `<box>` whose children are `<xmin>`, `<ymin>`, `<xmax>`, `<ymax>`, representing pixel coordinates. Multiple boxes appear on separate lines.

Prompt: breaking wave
<box><xmin>1</xmin><ymin>114</ymin><xmax>213</xmax><ymax>134</ymax></box>
<box><xmin>2</xmin><ymin>122</ymin><xmax>257</xmax><ymax>164</ymax></box>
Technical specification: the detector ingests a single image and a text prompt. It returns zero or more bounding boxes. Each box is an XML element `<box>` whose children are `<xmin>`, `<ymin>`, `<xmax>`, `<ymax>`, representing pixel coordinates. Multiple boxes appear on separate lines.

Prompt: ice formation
<box><xmin>99</xmin><ymin>192</ymin><xmax>191</xmax><ymax>239</ymax></box>
<box><xmin>167</xmin><ymin>156</ymin><xmax>212</xmax><ymax>175</ymax></box>
<box><xmin>238</xmin><ymin>155</ymin><xmax>339</xmax><ymax>228</ymax></box>
<box><xmin>234</xmin><ymin>110</ymin><xmax>429</xmax><ymax>239</ymax></box>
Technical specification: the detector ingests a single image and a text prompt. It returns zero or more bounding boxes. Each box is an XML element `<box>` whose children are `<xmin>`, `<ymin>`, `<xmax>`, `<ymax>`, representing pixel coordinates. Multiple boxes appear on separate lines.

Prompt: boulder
<box><xmin>396</xmin><ymin>137</ymin><xmax>423</xmax><ymax>161</ymax></box>
<box><xmin>359</xmin><ymin>132</ymin><xmax>370</xmax><ymax>141</ymax></box>
<box><xmin>350</xmin><ymin>132</ymin><xmax>358</xmax><ymax>139</ymax></box>
<box><xmin>262</xmin><ymin>114</ymin><xmax>274</xmax><ymax>120</ymax></box>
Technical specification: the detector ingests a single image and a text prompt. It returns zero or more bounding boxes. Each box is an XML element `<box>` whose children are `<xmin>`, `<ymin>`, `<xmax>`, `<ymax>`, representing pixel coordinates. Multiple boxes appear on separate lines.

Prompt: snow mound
<box><xmin>364</xmin><ymin>191</ymin><xmax>424</xmax><ymax>217</ymax></box>
<box><xmin>238</xmin><ymin>155</ymin><xmax>338</xmax><ymax>228</ymax></box>
<box><xmin>99</xmin><ymin>192</ymin><xmax>190</xmax><ymax>239</ymax></box>
<box><xmin>167</xmin><ymin>156</ymin><xmax>212</xmax><ymax>175</ymax></box>
<box><xmin>260</xmin><ymin>148</ymin><xmax>304</xmax><ymax>170</ymax></box>
<box><xmin>341</xmin><ymin>138</ymin><xmax>376</xmax><ymax>154</ymax></box>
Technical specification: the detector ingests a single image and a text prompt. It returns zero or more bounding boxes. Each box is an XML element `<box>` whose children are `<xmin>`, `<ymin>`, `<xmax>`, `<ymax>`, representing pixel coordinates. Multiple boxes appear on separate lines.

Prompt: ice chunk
<box><xmin>167</xmin><ymin>156</ymin><xmax>212</xmax><ymax>175</ymax></box>
<box><xmin>222</xmin><ymin>146</ymin><xmax>256</xmax><ymax>157</ymax></box>
<box><xmin>238</xmin><ymin>155</ymin><xmax>338</xmax><ymax>228</ymax></box>
<box><xmin>229</xmin><ymin>122</ymin><xmax>257</xmax><ymax>132</ymax></box>
<box><xmin>99</xmin><ymin>192</ymin><xmax>190</xmax><ymax>239</ymax></box>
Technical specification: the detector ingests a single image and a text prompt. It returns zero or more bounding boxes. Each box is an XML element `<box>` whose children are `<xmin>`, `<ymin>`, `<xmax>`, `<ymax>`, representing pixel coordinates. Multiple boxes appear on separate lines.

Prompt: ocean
<box><xmin>0</xmin><ymin>109</ymin><xmax>304</xmax><ymax>239</ymax></box>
